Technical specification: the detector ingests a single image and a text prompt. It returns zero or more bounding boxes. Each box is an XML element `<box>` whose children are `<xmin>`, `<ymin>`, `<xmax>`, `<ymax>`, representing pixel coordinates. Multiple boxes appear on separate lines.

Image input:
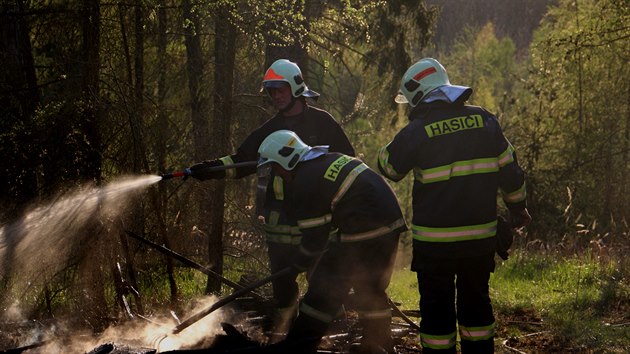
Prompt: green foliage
<box><xmin>512</xmin><ymin>0</ymin><xmax>630</xmax><ymax>240</ymax></box>
<box><xmin>491</xmin><ymin>251</ymin><xmax>630</xmax><ymax>351</ymax></box>
<box><xmin>387</xmin><ymin>251</ymin><xmax>630</xmax><ymax>352</ymax></box>
<box><xmin>2</xmin><ymin>1</ymin><xmax>630</xmax><ymax>351</ymax></box>
<box><xmin>439</xmin><ymin>23</ymin><xmax>519</xmax><ymax>116</ymax></box>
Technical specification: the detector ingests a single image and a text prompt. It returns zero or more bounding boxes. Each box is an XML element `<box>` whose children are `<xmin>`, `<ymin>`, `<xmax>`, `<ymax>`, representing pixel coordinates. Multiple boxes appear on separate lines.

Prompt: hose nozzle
<box><xmin>160</xmin><ymin>168</ymin><xmax>191</xmax><ymax>180</ymax></box>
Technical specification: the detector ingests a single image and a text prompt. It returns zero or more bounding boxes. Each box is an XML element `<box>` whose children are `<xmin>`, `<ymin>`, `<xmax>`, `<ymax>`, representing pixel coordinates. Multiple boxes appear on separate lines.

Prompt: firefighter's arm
<box><xmin>496</xmin><ymin>129</ymin><xmax>531</xmax><ymax>228</ymax></box>
<box><xmin>291</xmin><ymin>215</ymin><xmax>332</xmax><ymax>273</ymax></box>
<box><xmin>377</xmin><ymin>124</ymin><xmax>418</xmax><ymax>181</ymax></box>
<box><xmin>328</xmin><ymin>125</ymin><xmax>356</xmax><ymax>157</ymax></box>
<box><xmin>187</xmin><ymin>126</ymin><xmax>267</xmax><ymax>180</ymax></box>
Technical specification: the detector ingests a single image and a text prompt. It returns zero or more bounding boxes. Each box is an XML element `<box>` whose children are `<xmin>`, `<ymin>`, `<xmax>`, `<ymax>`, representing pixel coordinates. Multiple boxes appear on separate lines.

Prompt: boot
<box><xmin>358</xmin><ymin>314</ymin><xmax>395</xmax><ymax>354</ymax></box>
<box><xmin>265</xmin><ymin>303</ymin><xmax>298</xmax><ymax>343</ymax></box>
<box><xmin>283</xmin><ymin>312</ymin><xmax>330</xmax><ymax>353</ymax></box>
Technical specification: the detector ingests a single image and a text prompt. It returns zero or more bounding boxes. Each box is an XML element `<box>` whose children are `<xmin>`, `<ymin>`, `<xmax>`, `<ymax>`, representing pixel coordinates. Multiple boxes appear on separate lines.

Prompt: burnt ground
<box><xmin>0</xmin><ymin>298</ymin><xmax>624</xmax><ymax>354</ymax></box>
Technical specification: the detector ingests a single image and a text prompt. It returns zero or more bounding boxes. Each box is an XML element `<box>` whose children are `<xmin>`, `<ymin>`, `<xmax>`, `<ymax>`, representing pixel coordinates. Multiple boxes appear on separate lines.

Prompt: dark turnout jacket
<box><xmin>217</xmin><ymin>105</ymin><xmax>355</xmax><ymax>243</ymax></box>
<box><xmin>289</xmin><ymin>153</ymin><xmax>407</xmax><ymax>262</ymax></box>
<box><xmin>219</xmin><ymin>105</ymin><xmax>355</xmax><ymax>177</ymax></box>
<box><xmin>378</xmin><ymin>101</ymin><xmax>527</xmax><ymax>260</ymax></box>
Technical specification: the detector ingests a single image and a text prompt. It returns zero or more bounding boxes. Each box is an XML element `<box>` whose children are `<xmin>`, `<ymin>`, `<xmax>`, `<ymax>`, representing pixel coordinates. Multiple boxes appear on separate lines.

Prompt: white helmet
<box><xmin>262</xmin><ymin>59</ymin><xmax>320</xmax><ymax>99</ymax></box>
<box><xmin>395</xmin><ymin>58</ymin><xmax>469</xmax><ymax>107</ymax></box>
<box><xmin>258</xmin><ymin>130</ymin><xmax>311</xmax><ymax>170</ymax></box>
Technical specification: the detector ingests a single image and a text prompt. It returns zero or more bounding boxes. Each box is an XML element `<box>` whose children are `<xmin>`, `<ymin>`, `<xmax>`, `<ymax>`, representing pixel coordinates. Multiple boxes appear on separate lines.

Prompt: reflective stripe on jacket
<box><xmin>378</xmin><ymin>102</ymin><xmax>526</xmax><ymax>258</ymax></box>
<box><xmin>292</xmin><ymin>153</ymin><xmax>408</xmax><ymax>258</ymax></box>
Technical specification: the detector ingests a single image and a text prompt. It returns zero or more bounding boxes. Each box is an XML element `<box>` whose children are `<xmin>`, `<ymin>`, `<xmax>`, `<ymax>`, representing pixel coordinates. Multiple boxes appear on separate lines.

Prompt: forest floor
<box><xmin>1</xmin><ymin>305</ymin><xmax>624</xmax><ymax>354</ymax></box>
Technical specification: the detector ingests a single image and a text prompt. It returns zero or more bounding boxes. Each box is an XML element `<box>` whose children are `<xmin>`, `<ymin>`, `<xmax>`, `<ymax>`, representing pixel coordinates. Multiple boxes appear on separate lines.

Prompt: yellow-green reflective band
<box><xmin>267</xmin><ymin>211</ymin><xmax>280</xmax><ymax>226</ymax></box>
<box><xmin>414</xmin><ymin>157</ymin><xmax>499</xmax><ymax>184</ymax></box>
<box><xmin>424</xmin><ymin>114</ymin><xmax>483</xmax><ymax>138</ymax></box>
<box><xmin>298</xmin><ymin>214</ymin><xmax>332</xmax><ymax>229</ymax></box>
<box><xmin>263</xmin><ymin>222</ymin><xmax>301</xmax><ymax>235</ymax></box>
<box><xmin>265</xmin><ymin>233</ymin><xmax>302</xmax><ymax>245</ymax></box>
<box><xmin>459</xmin><ymin>322</ymin><xmax>496</xmax><ymax>341</ymax></box>
<box><xmin>378</xmin><ymin>146</ymin><xmax>405</xmax><ymax>181</ymax></box>
<box><xmin>273</xmin><ymin>176</ymin><xmax>284</xmax><ymax>200</ymax></box>
<box><xmin>263</xmin><ymin>223</ymin><xmax>301</xmax><ymax>235</ymax></box>
<box><xmin>502</xmin><ymin>183</ymin><xmax>527</xmax><ymax>203</ymax></box>
<box><xmin>498</xmin><ymin>144</ymin><xmax>515</xmax><ymax>167</ymax></box>
<box><xmin>339</xmin><ymin>218</ymin><xmax>406</xmax><ymax>242</ymax></box>
<box><xmin>331</xmin><ymin>163</ymin><xmax>368</xmax><ymax>210</ymax></box>
<box><xmin>300</xmin><ymin>302</ymin><xmax>335</xmax><ymax>323</ymax></box>
<box><xmin>220</xmin><ymin>156</ymin><xmax>236</xmax><ymax>178</ymax></box>
<box><xmin>324</xmin><ymin>155</ymin><xmax>354</xmax><ymax>181</ymax></box>
<box><xmin>358</xmin><ymin>308</ymin><xmax>391</xmax><ymax>320</ymax></box>
<box><xmin>420</xmin><ymin>331</ymin><xmax>457</xmax><ymax>350</ymax></box>
<box><xmin>412</xmin><ymin>220</ymin><xmax>497</xmax><ymax>242</ymax></box>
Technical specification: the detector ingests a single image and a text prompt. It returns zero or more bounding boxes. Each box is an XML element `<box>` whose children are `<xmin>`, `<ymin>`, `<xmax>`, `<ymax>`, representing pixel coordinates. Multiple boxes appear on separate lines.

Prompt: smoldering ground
<box><xmin>0</xmin><ymin>294</ymin><xmax>230</xmax><ymax>353</ymax></box>
<box><xmin>0</xmin><ymin>175</ymin><xmax>232</xmax><ymax>352</ymax></box>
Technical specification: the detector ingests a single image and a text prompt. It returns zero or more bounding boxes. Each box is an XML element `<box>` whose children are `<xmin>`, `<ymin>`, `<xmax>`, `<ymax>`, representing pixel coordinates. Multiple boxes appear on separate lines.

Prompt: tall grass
<box><xmin>387</xmin><ymin>251</ymin><xmax>630</xmax><ymax>352</ymax></box>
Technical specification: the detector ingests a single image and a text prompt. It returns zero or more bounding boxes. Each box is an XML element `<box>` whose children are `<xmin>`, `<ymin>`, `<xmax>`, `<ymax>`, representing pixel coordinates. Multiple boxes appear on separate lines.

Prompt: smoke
<box><xmin>0</xmin><ymin>175</ymin><xmax>161</xmax><ymax>319</ymax></box>
<box><xmin>6</xmin><ymin>295</ymin><xmax>227</xmax><ymax>353</ymax></box>
<box><xmin>0</xmin><ymin>175</ymin><xmax>244</xmax><ymax>352</ymax></box>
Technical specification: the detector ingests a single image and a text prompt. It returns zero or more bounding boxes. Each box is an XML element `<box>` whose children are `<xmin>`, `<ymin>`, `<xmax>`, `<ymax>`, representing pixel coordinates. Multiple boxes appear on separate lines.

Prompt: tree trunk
<box><xmin>263</xmin><ymin>2</ymin><xmax>310</xmax><ymax>72</ymax></box>
<box><xmin>182</xmin><ymin>0</ymin><xmax>215</xmax><ymax>294</ymax></box>
<box><xmin>77</xmin><ymin>0</ymin><xmax>106</xmax><ymax>331</ymax></box>
<box><xmin>205</xmin><ymin>6</ymin><xmax>236</xmax><ymax>294</ymax></box>
<box><xmin>156</xmin><ymin>0</ymin><xmax>179</xmax><ymax>304</ymax></box>
<box><xmin>0</xmin><ymin>0</ymin><xmax>40</xmax><ymax>217</ymax></box>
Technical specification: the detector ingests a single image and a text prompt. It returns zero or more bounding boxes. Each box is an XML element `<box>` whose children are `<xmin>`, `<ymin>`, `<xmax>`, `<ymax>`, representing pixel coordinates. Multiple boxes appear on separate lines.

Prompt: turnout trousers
<box><xmin>286</xmin><ymin>232</ymin><xmax>400</xmax><ymax>353</ymax></box>
<box><xmin>414</xmin><ymin>252</ymin><xmax>496</xmax><ymax>354</ymax></box>
<box><xmin>266</xmin><ymin>241</ymin><xmax>301</xmax><ymax>336</ymax></box>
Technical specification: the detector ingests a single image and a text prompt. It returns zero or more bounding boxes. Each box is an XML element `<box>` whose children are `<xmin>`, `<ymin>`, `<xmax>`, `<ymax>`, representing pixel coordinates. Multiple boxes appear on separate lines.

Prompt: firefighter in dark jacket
<box><xmin>257</xmin><ymin>130</ymin><xmax>407</xmax><ymax>354</ymax></box>
<box><xmin>187</xmin><ymin>59</ymin><xmax>355</xmax><ymax>334</ymax></box>
<box><xmin>378</xmin><ymin>58</ymin><xmax>531</xmax><ymax>354</ymax></box>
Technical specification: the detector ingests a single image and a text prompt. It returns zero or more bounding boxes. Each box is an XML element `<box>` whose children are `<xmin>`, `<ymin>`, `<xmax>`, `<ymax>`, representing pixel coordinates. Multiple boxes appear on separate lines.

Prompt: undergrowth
<box><xmin>387</xmin><ymin>251</ymin><xmax>630</xmax><ymax>352</ymax></box>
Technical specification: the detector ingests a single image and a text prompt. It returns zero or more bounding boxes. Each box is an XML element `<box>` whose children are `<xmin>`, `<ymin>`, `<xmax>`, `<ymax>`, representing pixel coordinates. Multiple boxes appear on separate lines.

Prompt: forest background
<box><xmin>0</xmin><ymin>0</ymin><xmax>629</xmax><ymax>352</ymax></box>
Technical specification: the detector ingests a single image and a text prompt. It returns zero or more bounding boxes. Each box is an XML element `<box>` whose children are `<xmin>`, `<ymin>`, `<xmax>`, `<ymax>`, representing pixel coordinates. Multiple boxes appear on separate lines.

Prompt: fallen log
<box><xmin>0</xmin><ymin>340</ymin><xmax>49</xmax><ymax>354</ymax></box>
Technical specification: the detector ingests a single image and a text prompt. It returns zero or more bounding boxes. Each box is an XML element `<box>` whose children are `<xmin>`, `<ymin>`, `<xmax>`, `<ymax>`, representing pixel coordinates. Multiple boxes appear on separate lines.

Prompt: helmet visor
<box><xmin>263</xmin><ymin>80</ymin><xmax>288</xmax><ymax>89</ymax></box>
<box><xmin>257</xmin><ymin>156</ymin><xmax>272</xmax><ymax>167</ymax></box>
<box><xmin>302</xmin><ymin>88</ymin><xmax>320</xmax><ymax>98</ymax></box>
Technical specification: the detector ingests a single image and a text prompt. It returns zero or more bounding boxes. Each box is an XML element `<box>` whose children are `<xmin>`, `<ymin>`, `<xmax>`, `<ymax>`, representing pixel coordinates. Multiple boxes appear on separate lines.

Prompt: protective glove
<box><xmin>495</xmin><ymin>216</ymin><xmax>513</xmax><ymax>261</ymax></box>
<box><xmin>510</xmin><ymin>208</ymin><xmax>532</xmax><ymax>228</ymax></box>
<box><xmin>187</xmin><ymin>159</ymin><xmax>225</xmax><ymax>180</ymax></box>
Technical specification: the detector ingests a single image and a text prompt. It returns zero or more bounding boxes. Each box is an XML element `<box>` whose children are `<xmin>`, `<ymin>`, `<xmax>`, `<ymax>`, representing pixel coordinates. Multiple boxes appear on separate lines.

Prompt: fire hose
<box><xmin>125</xmin><ymin>230</ymin><xmax>265</xmax><ymax>301</ymax></box>
<box><xmin>159</xmin><ymin>160</ymin><xmax>422</xmax><ymax>333</ymax></box>
<box><xmin>160</xmin><ymin>161</ymin><xmax>258</xmax><ymax>181</ymax></box>
<box><xmin>171</xmin><ymin>267</ymin><xmax>293</xmax><ymax>335</ymax></box>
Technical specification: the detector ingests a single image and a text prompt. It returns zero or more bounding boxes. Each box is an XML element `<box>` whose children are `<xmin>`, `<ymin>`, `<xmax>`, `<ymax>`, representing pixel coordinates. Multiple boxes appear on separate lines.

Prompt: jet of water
<box><xmin>0</xmin><ymin>175</ymin><xmax>163</xmax><ymax>320</ymax></box>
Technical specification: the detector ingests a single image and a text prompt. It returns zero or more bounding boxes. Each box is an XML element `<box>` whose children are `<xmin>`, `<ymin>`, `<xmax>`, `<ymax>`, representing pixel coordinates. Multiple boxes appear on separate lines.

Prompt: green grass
<box><xmin>491</xmin><ymin>251</ymin><xmax>630</xmax><ymax>352</ymax></box>
<box><xmin>387</xmin><ymin>267</ymin><xmax>419</xmax><ymax>310</ymax></box>
<box><xmin>109</xmin><ymin>250</ymin><xmax>629</xmax><ymax>352</ymax></box>
<box><xmin>386</xmin><ymin>252</ymin><xmax>630</xmax><ymax>352</ymax></box>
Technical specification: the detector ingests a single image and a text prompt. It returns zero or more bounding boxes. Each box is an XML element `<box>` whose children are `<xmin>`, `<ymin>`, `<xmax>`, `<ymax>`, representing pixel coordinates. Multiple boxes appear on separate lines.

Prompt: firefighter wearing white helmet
<box><xmin>395</xmin><ymin>57</ymin><xmax>472</xmax><ymax>107</ymax></box>
<box><xmin>262</xmin><ymin>59</ymin><xmax>320</xmax><ymax>113</ymax></box>
<box><xmin>258</xmin><ymin>130</ymin><xmax>407</xmax><ymax>354</ymax></box>
<box><xmin>186</xmin><ymin>59</ymin><xmax>355</xmax><ymax>339</ymax></box>
<box><xmin>380</xmin><ymin>58</ymin><xmax>531</xmax><ymax>354</ymax></box>
<box><xmin>257</xmin><ymin>130</ymin><xmax>311</xmax><ymax>170</ymax></box>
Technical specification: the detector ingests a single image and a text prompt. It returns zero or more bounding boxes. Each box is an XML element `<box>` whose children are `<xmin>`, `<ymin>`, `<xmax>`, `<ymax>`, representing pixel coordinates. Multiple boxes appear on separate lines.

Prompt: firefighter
<box><xmin>257</xmin><ymin>130</ymin><xmax>407</xmax><ymax>354</ymax></box>
<box><xmin>378</xmin><ymin>58</ymin><xmax>531</xmax><ymax>354</ymax></box>
<box><xmin>186</xmin><ymin>59</ymin><xmax>355</xmax><ymax>336</ymax></box>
